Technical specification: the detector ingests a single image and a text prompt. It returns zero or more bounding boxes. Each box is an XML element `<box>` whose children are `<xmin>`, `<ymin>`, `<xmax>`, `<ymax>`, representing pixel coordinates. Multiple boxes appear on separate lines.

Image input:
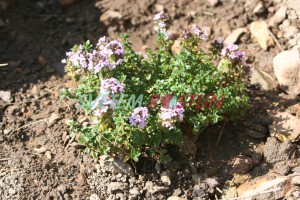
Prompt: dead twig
<box><xmin>64</xmin><ymin>134</ymin><xmax>76</xmax><ymax>151</ymax></box>
<box><xmin>0</xmin><ymin>158</ymin><xmax>10</xmax><ymax>162</ymax></box>
<box><xmin>0</xmin><ymin>63</ymin><xmax>8</xmax><ymax>67</ymax></box>
<box><xmin>193</xmin><ymin>126</ymin><xmax>208</xmax><ymax>142</ymax></box>
<box><xmin>268</xmin><ymin>29</ymin><xmax>284</xmax><ymax>52</ymax></box>
<box><xmin>216</xmin><ymin>119</ymin><xmax>227</xmax><ymax>145</ymax></box>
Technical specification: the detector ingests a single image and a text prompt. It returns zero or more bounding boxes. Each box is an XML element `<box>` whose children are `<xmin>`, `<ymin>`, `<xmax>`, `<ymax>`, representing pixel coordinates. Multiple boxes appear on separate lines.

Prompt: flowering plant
<box><xmin>61</xmin><ymin>11</ymin><xmax>249</xmax><ymax>163</ymax></box>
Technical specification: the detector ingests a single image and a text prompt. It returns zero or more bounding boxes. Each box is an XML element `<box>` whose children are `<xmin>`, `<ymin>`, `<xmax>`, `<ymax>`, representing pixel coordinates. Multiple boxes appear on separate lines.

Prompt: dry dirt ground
<box><xmin>0</xmin><ymin>0</ymin><xmax>300</xmax><ymax>199</ymax></box>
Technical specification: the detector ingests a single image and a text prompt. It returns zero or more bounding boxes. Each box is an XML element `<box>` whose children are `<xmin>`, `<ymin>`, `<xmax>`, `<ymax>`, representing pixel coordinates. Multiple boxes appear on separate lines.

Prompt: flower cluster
<box><xmin>63</xmin><ymin>37</ymin><xmax>125</xmax><ymax>74</ymax></box>
<box><xmin>160</xmin><ymin>102</ymin><xmax>184</xmax><ymax>129</ymax></box>
<box><xmin>153</xmin><ymin>11</ymin><xmax>169</xmax><ymax>33</ymax></box>
<box><xmin>181</xmin><ymin>25</ymin><xmax>207</xmax><ymax>41</ymax></box>
<box><xmin>221</xmin><ymin>44</ymin><xmax>247</xmax><ymax>65</ymax></box>
<box><xmin>64</xmin><ymin>44</ymin><xmax>88</xmax><ymax>69</ymax></box>
<box><xmin>100</xmin><ymin>78</ymin><xmax>125</xmax><ymax>94</ymax></box>
<box><xmin>91</xmin><ymin>78</ymin><xmax>125</xmax><ymax>119</ymax></box>
<box><xmin>129</xmin><ymin>107</ymin><xmax>149</xmax><ymax>129</ymax></box>
<box><xmin>191</xmin><ymin>25</ymin><xmax>207</xmax><ymax>40</ymax></box>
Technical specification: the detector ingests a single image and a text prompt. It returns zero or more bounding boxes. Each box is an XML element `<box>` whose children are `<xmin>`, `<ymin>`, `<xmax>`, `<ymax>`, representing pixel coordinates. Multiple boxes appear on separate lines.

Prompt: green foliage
<box><xmin>61</xmin><ymin>16</ymin><xmax>249</xmax><ymax>163</ymax></box>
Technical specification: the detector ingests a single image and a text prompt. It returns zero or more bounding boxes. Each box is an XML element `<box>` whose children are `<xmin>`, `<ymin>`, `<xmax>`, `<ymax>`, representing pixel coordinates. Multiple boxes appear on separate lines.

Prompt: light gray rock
<box><xmin>269</xmin><ymin>5</ymin><xmax>287</xmax><ymax>26</ymax></box>
<box><xmin>167</xmin><ymin>196</ymin><xmax>185</xmax><ymax>200</ymax></box>
<box><xmin>89</xmin><ymin>194</ymin><xmax>100</xmax><ymax>200</ymax></box>
<box><xmin>203</xmin><ymin>178</ymin><xmax>218</xmax><ymax>188</ymax></box>
<box><xmin>107</xmin><ymin>182</ymin><xmax>128</xmax><ymax>193</ymax></box>
<box><xmin>100</xmin><ymin>10</ymin><xmax>122</xmax><ymax>26</ymax></box>
<box><xmin>287</xmin><ymin>0</ymin><xmax>300</xmax><ymax>19</ymax></box>
<box><xmin>273</xmin><ymin>49</ymin><xmax>300</xmax><ymax>96</ymax></box>
<box><xmin>0</xmin><ymin>90</ymin><xmax>12</xmax><ymax>102</ymax></box>
<box><xmin>224</xmin><ymin>28</ymin><xmax>245</xmax><ymax>46</ymax></box>
<box><xmin>161</xmin><ymin>172</ymin><xmax>171</xmax><ymax>186</ymax></box>
<box><xmin>31</xmin><ymin>85</ymin><xmax>40</xmax><ymax>96</ymax></box>
<box><xmin>129</xmin><ymin>188</ymin><xmax>140</xmax><ymax>196</ymax></box>
<box><xmin>263</xmin><ymin>137</ymin><xmax>295</xmax><ymax>164</ymax></box>
<box><xmin>253</xmin><ymin>1</ymin><xmax>265</xmax><ymax>14</ymax></box>
<box><xmin>112</xmin><ymin>158</ymin><xmax>135</xmax><ymax>177</ymax></box>
<box><xmin>291</xmin><ymin>176</ymin><xmax>300</xmax><ymax>185</ymax></box>
<box><xmin>208</xmin><ymin>0</ymin><xmax>219</xmax><ymax>6</ymax></box>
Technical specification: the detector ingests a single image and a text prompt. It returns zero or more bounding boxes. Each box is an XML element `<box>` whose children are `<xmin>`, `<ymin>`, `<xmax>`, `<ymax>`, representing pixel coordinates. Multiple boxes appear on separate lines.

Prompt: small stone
<box><xmin>231</xmin><ymin>155</ymin><xmax>254</xmax><ymax>174</ymax></box>
<box><xmin>47</xmin><ymin>113</ymin><xmax>62</xmax><ymax>127</ymax></box>
<box><xmin>269</xmin><ymin>5</ymin><xmax>287</xmax><ymax>26</ymax></box>
<box><xmin>274</xmin><ymin>161</ymin><xmax>290</xmax><ymax>175</ymax></box>
<box><xmin>100</xmin><ymin>10</ymin><xmax>122</xmax><ymax>26</ymax></box>
<box><xmin>232</xmin><ymin>174</ymin><xmax>251</xmax><ymax>185</ymax></box>
<box><xmin>250</xmin><ymin>21</ymin><xmax>274</xmax><ymax>50</ymax></box>
<box><xmin>222</xmin><ymin>187</ymin><xmax>238</xmax><ymax>198</ymax></box>
<box><xmin>34</xmin><ymin>146</ymin><xmax>47</xmax><ymax>154</ymax></box>
<box><xmin>112</xmin><ymin>158</ymin><xmax>135</xmax><ymax>176</ymax></box>
<box><xmin>129</xmin><ymin>188</ymin><xmax>140</xmax><ymax>196</ymax></box>
<box><xmin>208</xmin><ymin>0</ymin><xmax>219</xmax><ymax>6</ymax></box>
<box><xmin>38</xmin><ymin>55</ymin><xmax>47</xmax><ymax>66</ymax></box>
<box><xmin>89</xmin><ymin>194</ymin><xmax>100</xmax><ymax>200</ymax></box>
<box><xmin>192</xmin><ymin>174</ymin><xmax>201</xmax><ymax>184</ymax></box>
<box><xmin>57</xmin><ymin>184</ymin><xmax>67</xmax><ymax>194</ymax></box>
<box><xmin>171</xmin><ymin>40</ymin><xmax>183</xmax><ymax>54</ymax></box>
<box><xmin>8</xmin><ymin>188</ymin><xmax>16</xmax><ymax>195</ymax></box>
<box><xmin>155</xmin><ymin>4</ymin><xmax>164</xmax><ymax>12</ymax></box>
<box><xmin>150</xmin><ymin>186</ymin><xmax>169</xmax><ymax>194</ymax></box>
<box><xmin>292</xmin><ymin>191</ymin><xmax>300</xmax><ymax>198</ymax></box>
<box><xmin>224</xmin><ymin>28</ymin><xmax>245</xmax><ymax>46</ymax></box>
<box><xmin>292</xmin><ymin>176</ymin><xmax>300</xmax><ymax>185</ymax></box>
<box><xmin>45</xmin><ymin>151</ymin><xmax>52</xmax><ymax>159</ymax></box>
<box><xmin>65</xmin><ymin>17</ymin><xmax>75</xmax><ymax>23</ymax></box>
<box><xmin>161</xmin><ymin>173</ymin><xmax>171</xmax><ymax>186</ymax></box>
<box><xmin>273</xmin><ymin>49</ymin><xmax>300</xmax><ymax>96</ymax></box>
<box><xmin>252</xmin><ymin>144</ymin><xmax>263</xmax><ymax>164</ymax></box>
<box><xmin>252</xmin><ymin>1</ymin><xmax>265</xmax><ymax>14</ymax></box>
<box><xmin>203</xmin><ymin>178</ymin><xmax>218</xmax><ymax>188</ymax></box>
<box><xmin>263</xmin><ymin>137</ymin><xmax>295</xmax><ymax>163</ymax></box>
<box><xmin>192</xmin><ymin>184</ymin><xmax>209</xmax><ymax>199</ymax></box>
<box><xmin>284</xmin><ymin>26</ymin><xmax>299</xmax><ymax>39</ymax></box>
<box><xmin>31</xmin><ymin>85</ymin><xmax>40</xmax><ymax>96</ymax></box>
<box><xmin>76</xmin><ymin>173</ymin><xmax>87</xmax><ymax>185</ymax></box>
<box><xmin>167</xmin><ymin>196</ymin><xmax>184</xmax><ymax>200</ymax></box>
<box><xmin>108</xmin><ymin>182</ymin><xmax>128</xmax><ymax>193</ymax></box>
<box><xmin>269</xmin><ymin>112</ymin><xmax>300</xmax><ymax>142</ymax></box>
<box><xmin>0</xmin><ymin>90</ymin><xmax>12</xmax><ymax>102</ymax></box>
<box><xmin>237</xmin><ymin>173</ymin><xmax>290</xmax><ymax>200</ymax></box>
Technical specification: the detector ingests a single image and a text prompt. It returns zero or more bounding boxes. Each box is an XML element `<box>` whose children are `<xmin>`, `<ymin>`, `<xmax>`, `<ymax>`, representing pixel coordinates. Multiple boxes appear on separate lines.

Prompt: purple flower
<box><xmin>153</xmin><ymin>11</ymin><xmax>169</xmax><ymax>33</ymax></box>
<box><xmin>191</xmin><ymin>25</ymin><xmax>207</xmax><ymax>40</ymax></box>
<box><xmin>160</xmin><ymin>102</ymin><xmax>184</xmax><ymax>129</ymax></box>
<box><xmin>221</xmin><ymin>44</ymin><xmax>247</xmax><ymax>65</ymax></box>
<box><xmin>181</xmin><ymin>29</ymin><xmax>193</xmax><ymax>40</ymax></box>
<box><xmin>65</xmin><ymin>44</ymin><xmax>89</xmax><ymax>69</ymax></box>
<box><xmin>100</xmin><ymin>78</ymin><xmax>125</xmax><ymax>94</ymax></box>
<box><xmin>153</xmin><ymin>11</ymin><xmax>165</xmax><ymax>21</ymax></box>
<box><xmin>129</xmin><ymin>107</ymin><xmax>149</xmax><ymax>129</ymax></box>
